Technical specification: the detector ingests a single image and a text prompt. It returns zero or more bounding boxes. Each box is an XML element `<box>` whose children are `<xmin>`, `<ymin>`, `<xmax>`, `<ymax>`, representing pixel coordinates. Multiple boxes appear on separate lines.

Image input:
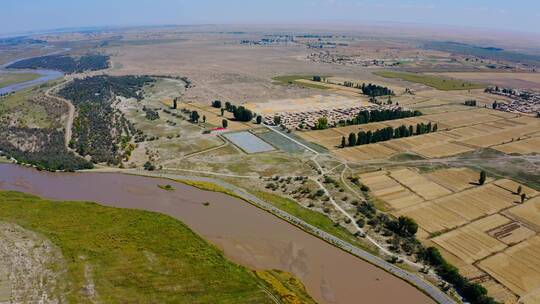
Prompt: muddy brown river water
<box><xmin>0</xmin><ymin>164</ymin><xmax>433</xmax><ymax>304</ymax></box>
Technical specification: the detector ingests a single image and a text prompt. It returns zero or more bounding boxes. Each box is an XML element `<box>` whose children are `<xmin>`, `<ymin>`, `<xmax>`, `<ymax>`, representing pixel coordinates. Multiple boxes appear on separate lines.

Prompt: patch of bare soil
<box><xmin>0</xmin><ymin>221</ymin><xmax>66</xmax><ymax>303</ymax></box>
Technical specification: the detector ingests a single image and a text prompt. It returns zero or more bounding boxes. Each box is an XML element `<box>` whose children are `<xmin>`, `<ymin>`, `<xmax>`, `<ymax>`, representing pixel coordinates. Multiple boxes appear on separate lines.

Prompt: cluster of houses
<box><xmin>487</xmin><ymin>87</ymin><xmax>540</xmax><ymax>116</ymax></box>
<box><xmin>307</xmin><ymin>51</ymin><xmax>412</xmax><ymax>68</ymax></box>
<box><xmin>240</xmin><ymin>35</ymin><xmax>296</xmax><ymax>46</ymax></box>
<box><xmin>263</xmin><ymin>104</ymin><xmax>401</xmax><ymax>130</ymax></box>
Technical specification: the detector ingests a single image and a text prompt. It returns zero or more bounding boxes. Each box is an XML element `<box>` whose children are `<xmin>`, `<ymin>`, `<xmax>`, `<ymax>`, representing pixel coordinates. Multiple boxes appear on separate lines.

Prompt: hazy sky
<box><xmin>2</xmin><ymin>0</ymin><xmax>539</xmax><ymax>35</ymax></box>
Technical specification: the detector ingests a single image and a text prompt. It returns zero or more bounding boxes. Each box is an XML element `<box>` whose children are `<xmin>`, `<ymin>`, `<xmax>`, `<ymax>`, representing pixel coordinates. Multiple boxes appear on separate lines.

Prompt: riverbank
<box><xmin>0</xmin><ymin>164</ymin><xmax>440</xmax><ymax>304</ymax></box>
<box><xmin>0</xmin><ymin>47</ymin><xmax>68</xmax><ymax>95</ymax></box>
<box><xmin>0</xmin><ymin>190</ymin><xmax>280</xmax><ymax>303</ymax></box>
<box><xmin>85</xmin><ymin>167</ymin><xmax>454</xmax><ymax>304</ymax></box>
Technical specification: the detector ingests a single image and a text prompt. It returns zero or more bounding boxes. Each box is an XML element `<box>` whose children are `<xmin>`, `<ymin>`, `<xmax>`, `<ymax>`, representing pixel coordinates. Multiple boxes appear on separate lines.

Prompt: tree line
<box><xmin>340</xmin><ymin>108</ymin><xmax>422</xmax><ymax>128</ymax></box>
<box><xmin>341</xmin><ymin>122</ymin><xmax>437</xmax><ymax>147</ymax></box>
<box><xmin>464</xmin><ymin>99</ymin><xmax>477</xmax><ymax>106</ymax></box>
<box><xmin>348</xmin><ymin>82</ymin><xmax>394</xmax><ymax>97</ymax></box>
<box><xmin>419</xmin><ymin>247</ymin><xmax>497</xmax><ymax>304</ymax></box>
<box><xmin>60</xmin><ymin>75</ymin><xmax>154</xmax><ymax>165</ymax></box>
<box><xmin>210</xmin><ymin>100</ymin><xmax>255</xmax><ymax>122</ymax></box>
<box><xmin>0</xmin><ymin>127</ymin><xmax>93</xmax><ymax>171</ymax></box>
<box><xmin>7</xmin><ymin>54</ymin><xmax>110</xmax><ymax>74</ymax></box>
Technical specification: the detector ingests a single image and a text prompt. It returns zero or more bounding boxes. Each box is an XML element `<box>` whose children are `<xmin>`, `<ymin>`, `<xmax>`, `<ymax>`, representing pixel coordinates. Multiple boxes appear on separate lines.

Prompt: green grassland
<box><xmin>0</xmin><ymin>72</ymin><xmax>41</xmax><ymax>88</ymax></box>
<box><xmin>256</xmin><ymin>270</ymin><xmax>317</xmax><ymax>304</ymax></box>
<box><xmin>272</xmin><ymin>75</ymin><xmax>330</xmax><ymax>90</ymax></box>
<box><xmin>0</xmin><ymin>191</ymin><xmax>277</xmax><ymax>303</ymax></box>
<box><xmin>374</xmin><ymin>71</ymin><xmax>485</xmax><ymax>91</ymax></box>
<box><xmin>0</xmin><ymin>87</ymin><xmax>53</xmax><ymax>129</ymax></box>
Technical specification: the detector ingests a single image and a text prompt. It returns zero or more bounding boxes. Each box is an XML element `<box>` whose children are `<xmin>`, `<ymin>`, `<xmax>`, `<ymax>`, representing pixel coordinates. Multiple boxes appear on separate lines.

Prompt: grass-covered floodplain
<box><xmin>0</xmin><ymin>72</ymin><xmax>41</xmax><ymax>88</ymax></box>
<box><xmin>0</xmin><ymin>191</ymin><xmax>276</xmax><ymax>303</ymax></box>
<box><xmin>375</xmin><ymin>71</ymin><xmax>485</xmax><ymax>91</ymax></box>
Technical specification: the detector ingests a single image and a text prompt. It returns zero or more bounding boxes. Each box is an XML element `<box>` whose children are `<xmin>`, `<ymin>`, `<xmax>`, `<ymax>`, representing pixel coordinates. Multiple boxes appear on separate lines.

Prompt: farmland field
<box><xmin>505</xmin><ymin>196</ymin><xmax>540</xmax><ymax>232</ymax></box>
<box><xmin>297</xmin><ymin>106</ymin><xmax>540</xmax><ymax>161</ymax></box>
<box><xmin>435</xmin><ymin>215</ymin><xmax>513</xmax><ymax>259</ymax></box>
<box><xmin>493</xmin><ymin>136</ymin><xmax>540</xmax><ymax>155</ymax></box>
<box><xmin>424</xmin><ymin>168</ymin><xmax>483</xmax><ymax>192</ymax></box>
<box><xmin>478</xmin><ymin>236</ymin><xmax>540</xmax><ymax>297</ymax></box>
<box><xmin>374</xmin><ymin>71</ymin><xmax>485</xmax><ymax>90</ymax></box>
<box><xmin>389</xmin><ymin>168</ymin><xmax>453</xmax><ymax>200</ymax></box>
<box><xmin>358</xmin><ymin>170</ymin><xmax>425</xmax><ymax>210</ymax></box>
<box><xmin>361</xmin><ymin>166</ymin><xmax>540</xmax><ymax>303</ymax></box>
<box><xmin>244</xmin><ymin>94</ymin><xmax>368</xmax><ymax>115</ymax></box>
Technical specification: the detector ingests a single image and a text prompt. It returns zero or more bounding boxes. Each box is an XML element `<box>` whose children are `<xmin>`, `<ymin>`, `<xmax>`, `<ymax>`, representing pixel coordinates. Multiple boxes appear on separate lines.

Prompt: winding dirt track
<box><xmin>45</xmin><ymin>81</ymin><xmax>74</xmax><ymax>148</ymax></box>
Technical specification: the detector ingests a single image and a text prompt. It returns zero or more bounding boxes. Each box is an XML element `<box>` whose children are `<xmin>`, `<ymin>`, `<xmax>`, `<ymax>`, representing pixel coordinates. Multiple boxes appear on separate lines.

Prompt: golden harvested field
<box><xmin>432</xmin><ymin>215</ymin><xmax>508</xmax><ymax>263</ymax></box>
<box><xmin>358</xmin><ymin>171</ymin><xmax>424</xmax><ymax>210</ymax></box>
<box><xmin>493</xmin><ymin>136</ymin><xmax>540</xmax><ymax>155</ymax></box>
<box><xmin>494</xmin><ymin>179</ymin><xmax>539</xmax><ymax>198</ymax></box>
<box><xmin>411</xmin><ymin>141</ymin><xmax>475</xmax><ymax>158</ymax></box>
<box><xmin>389</xmin><ymin>168</ymin><xmax>452</xmax><ymax>200</ymax></box>
<box><xmin>244</xmin><ymin>94</ymin><xmax>369</xmax><ymax>115</ymax></box>
<box><xmin>505</xmin><ymin>196</ymin><xmax>540</xmax><ymax>232</ymax></box>
<box><xmin>431</xmin><ymin>183</ymin><xmax>517</xmax><ymax>222</ymax></box>
<box><xmin>358</xmin><ymin>165</ymin><xmax>540</xmax><ymax>303</ymax></box>
<box><xmin>487</xmin><ymin>221</ymin><xmax>536</xmax><ymax>245</ymax></box>
<box><xmin>396</xmin><ymin>183</ymin><xmax>517</xmax><ymax>233</ymax></box>
<box><xmin>481</xmin><ymin>280</ymin><xmax>518</xmax><ymax>304</ymax></box>
<box><xmin>395</xmin><ymin>201</ymin><xmax>468</xmax><ymax>234</ymax></box>
<box><xmin>478</xmin><ymin>236</ymin><xmax>540</xmax><ymax>297</ymax></box>
<box><xmin>460</xmin><ymin>125</ymin><xmax>536</xmax><ymax>148</ymax></box>
<box><xmin>424</xmin><ymin>168</ymin><xmax>484</xmax><ymax>192</ymax></box>
<box><xmin>333</xmin><ymin>143</ymin><xmax>398</xmax><ymax>161</ymax></box>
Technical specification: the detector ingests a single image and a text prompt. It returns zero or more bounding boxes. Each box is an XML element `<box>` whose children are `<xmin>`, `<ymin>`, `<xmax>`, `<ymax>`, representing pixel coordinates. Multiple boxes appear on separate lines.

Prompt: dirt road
<box><xmin>45</xmin><ymin>81</ymin><xmax>74</xmax><ymax>148</ymax></box>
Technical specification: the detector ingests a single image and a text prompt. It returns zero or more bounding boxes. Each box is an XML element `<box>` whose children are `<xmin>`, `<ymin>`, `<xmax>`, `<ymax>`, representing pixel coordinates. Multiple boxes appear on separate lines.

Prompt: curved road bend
<box><xmin>93</xmin><ymin>168</ymin><xmax>456</xmax><ymax>304</ymax></box>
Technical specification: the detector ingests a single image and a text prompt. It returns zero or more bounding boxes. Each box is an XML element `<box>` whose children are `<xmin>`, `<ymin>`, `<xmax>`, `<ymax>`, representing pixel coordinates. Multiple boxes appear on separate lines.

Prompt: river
<box><xmin>0</xmin><ymin>48</ymin><xmax>68</xmax><ymax>95</ymax></box>
<box><xmin>0</xmin><ymin>164</ymin><xmax>434</xmax><ymax>304</ymax></box>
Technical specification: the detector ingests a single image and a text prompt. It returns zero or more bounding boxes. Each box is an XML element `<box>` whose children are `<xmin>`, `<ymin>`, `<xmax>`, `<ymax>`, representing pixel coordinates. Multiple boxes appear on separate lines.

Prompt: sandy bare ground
<box><xmin>105</xmin><ymin>36</ymin><xmax>399</xmax><ymax>105</ymax></box>
<box><xmin>0</xmin><ymin>221</ymin><xmax>66</xmax><ymax>303</ymax></box>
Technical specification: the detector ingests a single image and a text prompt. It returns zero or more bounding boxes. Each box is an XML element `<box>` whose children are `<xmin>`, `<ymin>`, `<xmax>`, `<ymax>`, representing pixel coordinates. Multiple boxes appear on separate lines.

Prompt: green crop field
<box><xmin>375</xmin><ymin>71</ymin><xmax>485</xmax><ymax>91</ymax></box>
<box><xmin>0</xmin><ymin>72</ymin><xmax>41</xmax><ymax>88</ymax></box>
<box><xmin>272</xmin><ymin>75</ymin><xmax>330</xmax><ymax>90</ymax></box>
<box><xmin>0</xmin><ymin>191</ymin><xmax>277</xmax><ymax>303</ymax></box>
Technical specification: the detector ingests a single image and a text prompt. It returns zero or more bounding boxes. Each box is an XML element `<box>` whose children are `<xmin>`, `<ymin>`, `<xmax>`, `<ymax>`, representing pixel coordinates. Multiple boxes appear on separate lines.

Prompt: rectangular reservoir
<box><xmin>223</xmin><ymin>131</ymin><xmax>275</xmax><ymax>153</ymax></box>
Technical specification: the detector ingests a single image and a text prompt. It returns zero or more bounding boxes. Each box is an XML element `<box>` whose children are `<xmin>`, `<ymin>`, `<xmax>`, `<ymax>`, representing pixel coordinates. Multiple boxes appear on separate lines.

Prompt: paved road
<box><xmin>94</xmin><ymin>168</ymin><xmax>455</xmax><ymax>304</ymax></box>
